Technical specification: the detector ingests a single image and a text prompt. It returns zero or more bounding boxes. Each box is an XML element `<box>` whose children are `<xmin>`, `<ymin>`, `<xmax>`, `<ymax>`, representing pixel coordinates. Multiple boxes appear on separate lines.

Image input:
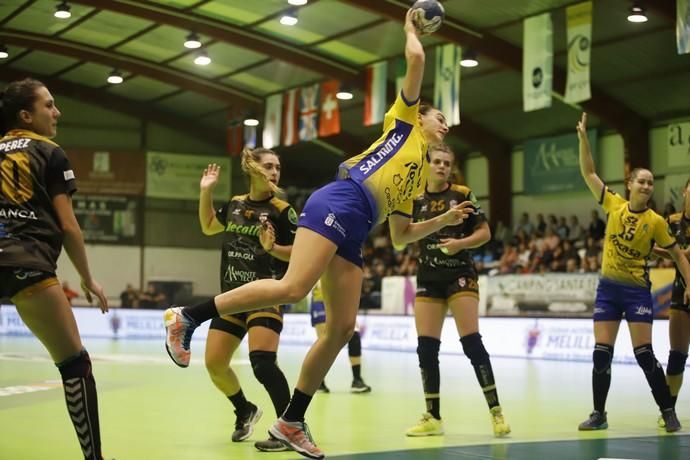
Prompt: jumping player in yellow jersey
<box><xmin>575</xmin><ymin>113</ymin><xmax>690</xmax><ymax>433</ymax></box>
<box><xmin>0</xmin><ymin>78</ymin><xmax>109</xmax><ymax>460</ymax></box>
<box><xmin>163</xmin><ymin>9</ymin><xmax>473</xmax><ymax>459</ymax></box>
<box><xmin>654</xmin><ymin>177</ymin><xmax>690</xmax><ymax>423</ymax></box>
<box><xmin>309</xmin><ymin>281</ymin><xmax>372</xmax><ymax>394</ymax></box>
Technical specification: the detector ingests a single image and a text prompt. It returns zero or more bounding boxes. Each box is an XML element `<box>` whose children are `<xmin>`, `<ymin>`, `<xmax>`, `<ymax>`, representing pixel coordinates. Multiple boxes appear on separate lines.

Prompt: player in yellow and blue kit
<box><xmin>163</xmin><ymin>9</ymin><xmax>473</xmax><ymax>459</ymax></box>
<box><xmin>575</xmin><ymin>113</ymin><xmax>690</xmax><ymax>433</ymax></box>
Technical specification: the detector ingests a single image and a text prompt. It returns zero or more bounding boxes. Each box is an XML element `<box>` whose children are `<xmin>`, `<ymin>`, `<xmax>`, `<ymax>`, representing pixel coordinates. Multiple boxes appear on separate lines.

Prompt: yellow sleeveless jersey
<box><xmin>337</xmin><ymin>92</ymin><xmax>429</xmax><ymax>224</ymax></box>
<box><xmin>599</xmin><ymin>186</ymin><xmax>676</xmax><ymax>286</ymax></box>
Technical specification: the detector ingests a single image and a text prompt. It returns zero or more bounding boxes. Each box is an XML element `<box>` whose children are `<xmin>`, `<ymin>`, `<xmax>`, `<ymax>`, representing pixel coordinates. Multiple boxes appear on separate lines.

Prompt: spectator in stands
<box><xmin>498</xmin><ymin>242</ymin><xmax>518</xmax><ymax>274</ymax></box>
<box><xmin>536</xmin><ymin>213</ymin><xmax>547</xmax><ymax>236</ymax></box>
<box><xmin>513</xmin><ymin>212</ymin><xmax>533</xmax><ymax>237</ymax></box>
<box><xmin>119</xmin><ymin>284</ymin><xmax>139</xmax><ymax>308</ymax></box>
<box><xmin>139</xmin><ymin>282</ymin><xmax>166</xmax><ymax>309</ymax></box>
<box><xmin>556</xmin><ymin>216</ymin><xmax>570</xmax><ymax>241</ymax></box>
<box><xmin>569</xmin><ymin>215</ymin><xmax>585</xmax><ymax>245</ymax></box>
<box><xmin>588</xmin><ymin>209</ymin><xmax>606</xmax><ymax>241</ymax></box>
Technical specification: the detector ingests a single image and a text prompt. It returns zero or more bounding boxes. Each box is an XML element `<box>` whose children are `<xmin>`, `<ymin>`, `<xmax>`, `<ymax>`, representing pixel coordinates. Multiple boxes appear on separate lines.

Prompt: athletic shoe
<box><xmin>350</xmin><ymin>378</ymin><xmax>372</xmax><ymax>393</ymax></box>
<box><xmin>317</xmin><ymin>381</ymin><xmax>330</xmax><ymax>393</ymax></box>
<box><xmin>232</xmin><ymin>403</ymin><xmax>263</xmax><ymax>442</ymax></box>
<box><xmin>661</xmin><ymin>408</ymin><xmax>681</xmax><ymax>433</ymax></box>
<box><xmin>578</xmin><ymin>411</ymin><xmax>608</xmax><ymax>430</ymax></box>
<box><xmin>163</xmin><ymin>306</ymin><xmax>196</xmax><ymax>368</ymax></box>
<box><xmin>254</xmin><ymin>435</ymin><xmax>291</xmax><ymax>452</ymax></box>
<box><xmin>658</xmin><ymin>414</ymin><xmax>666</xmax><ymax>428</ymax></box>
<box><xmin>269</xmin><ymin>418</ymin><xmax>324</xmax><ymax>459</ymax></box>
<box><xmin>405</xmin><ymin>412</ymin><xmax>444</xmax><ymax>437</ymax></box>
<box><xmin>490</xmin><ymin>406</ymin><xmax>511</xmax><ymax>437</ymax></box>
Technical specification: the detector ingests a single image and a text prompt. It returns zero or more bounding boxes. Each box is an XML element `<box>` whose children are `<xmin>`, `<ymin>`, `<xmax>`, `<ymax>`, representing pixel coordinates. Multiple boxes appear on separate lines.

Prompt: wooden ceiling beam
<box><xmin>0</xmin><ymin>67</ymin><xmax>222</xmax><ymax>144</ymax></box>
<box><xmin>70</xmin><ymin>0</ymin><xmax>359</xmax><ymax>81</ymax></box>
<box><xmin>0</xmin><ymin>29</ymin><xmax>261</xmax><ymax>109</ymax></box>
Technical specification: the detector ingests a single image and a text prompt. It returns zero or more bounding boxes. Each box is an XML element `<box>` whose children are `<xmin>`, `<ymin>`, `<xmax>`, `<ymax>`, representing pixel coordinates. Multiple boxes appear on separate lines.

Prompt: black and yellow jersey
<box><xmin>599</xmin><ymin>186</ymin><xmax>676</xmax><ymax>287</ymax></box>
<box><xmin>667</xmin><ymin>211</ymin><xmax>689</xmax><ymax>303</ymax></box>
<box><xmin>0</xmin><ymin>129</ymin><xmax>76</xmax><ymax>272</ymax></box>
<box><xmin>413</xmin><ymin>183</ymin><xmax>485</xmax><ymax>282</ymax></box>
<box><xmin>216</xmin><ymin>194</ymin><xmax>297</xmax><ymax>292</ymax></box>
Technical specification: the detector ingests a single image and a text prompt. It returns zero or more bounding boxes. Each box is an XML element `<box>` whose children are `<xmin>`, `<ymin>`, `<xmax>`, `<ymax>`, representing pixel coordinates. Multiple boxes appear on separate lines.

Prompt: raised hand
<box><xmin>81</xmin><ymin>279</ymin><xmax>108</xmax><ymax>313</ymax></box>
<box><xmin>404</xmin><ymin>8</ymin><xmax>421</xmax><ymax>36</ymax></box>
<box><xmin>441</xmin><ymin>200</ymin><xmax>474</xmax><ymax>226</ymax></box>
<box><xmin>200</xmin><ymin>163</ymin><xmax>221</xmax><ymax>191</ymax></box>
<box><xmin>259</xmin><ymin>220</ymin><xmax>276</xmax><ymax>253</ymax></box>
<box><xmin>576</xmin><ymin>112</ymin><xmax>588</xmax><ymax>139</ymax></box>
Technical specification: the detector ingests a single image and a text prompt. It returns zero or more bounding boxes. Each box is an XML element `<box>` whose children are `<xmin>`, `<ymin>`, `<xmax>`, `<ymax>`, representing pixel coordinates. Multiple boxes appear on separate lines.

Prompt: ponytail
<box><xmin>240</xmin><ymin>147</ymin><xmax>282</xmax><ymax>194</ymax></box>
<box><xmin>0</xmin><ymin>78</ymin><xmax>45</xmax><ymax>136</ymax></box>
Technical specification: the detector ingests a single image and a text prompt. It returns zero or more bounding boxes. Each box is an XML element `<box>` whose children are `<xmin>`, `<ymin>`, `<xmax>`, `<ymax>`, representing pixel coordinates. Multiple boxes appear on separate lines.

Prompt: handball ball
<box><xmin>411</xmin><ymin>0</ymin><xmax>445</xmax><ymax>35</ymax></box>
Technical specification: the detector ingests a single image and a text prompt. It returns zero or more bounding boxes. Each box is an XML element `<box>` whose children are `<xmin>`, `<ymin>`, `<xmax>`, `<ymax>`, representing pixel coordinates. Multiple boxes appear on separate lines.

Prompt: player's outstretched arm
<box><xmin>577</xmin><ymin>113</ymin><xmax>604</xmax><ymax>200</ymax></box>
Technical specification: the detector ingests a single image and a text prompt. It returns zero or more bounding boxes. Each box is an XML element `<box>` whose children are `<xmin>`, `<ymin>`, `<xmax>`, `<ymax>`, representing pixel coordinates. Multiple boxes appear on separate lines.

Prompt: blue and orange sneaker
<box><xmin>269</xmin><ymin>418</ymin><xmax>324</xmax><ymax>459</ymax></box>
<box><xmin>164</xmin><ymin>306</ymin><xmax>196</xmax><ymax>367</ymax></box>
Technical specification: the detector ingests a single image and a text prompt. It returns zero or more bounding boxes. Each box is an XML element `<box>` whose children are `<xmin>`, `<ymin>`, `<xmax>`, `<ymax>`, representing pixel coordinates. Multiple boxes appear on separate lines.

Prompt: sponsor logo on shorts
<box><xmin>634</xmin><ymin>305</ymin><xmax>652</xmax><ymax>316</ymax></box>
<box><xmin>324</xmin><ymin>213</ymin><xmax>346</xmax><ymax>237</ymax></box>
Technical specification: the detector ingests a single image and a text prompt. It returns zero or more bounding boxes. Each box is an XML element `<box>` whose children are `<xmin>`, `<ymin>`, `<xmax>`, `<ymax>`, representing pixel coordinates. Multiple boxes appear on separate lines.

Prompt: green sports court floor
<box><xmin>1</xmin><ymin>336</ymin><xmax>687</xmax><ymax>460</ymax></box>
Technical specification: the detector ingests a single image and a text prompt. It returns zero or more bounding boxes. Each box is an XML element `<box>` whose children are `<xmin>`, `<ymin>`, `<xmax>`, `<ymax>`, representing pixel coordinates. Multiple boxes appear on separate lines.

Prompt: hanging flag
<box><xmin>523</xmin><ymin>13</ymin><xmax>553</xmax><ymax>112</ymax></box>
<box><xmin>318</xmin><ymin>80</ymin><xmax>340</xmax><ymax>137</ymax></box>
<box><xmin>678</xmin><ymin>0</ymin><xmax>690</xmax><ymax>54</ymax></box>
<box><xmin>226</xmin><ymin>111</ymin><xmax>243</xmax><ymax>157</ymax></box>
<box><xmin>433</xmin><ymin>43</ymin><xmax>461</xmax><ymax>127</ymax></box>
<box><xmin>244</xmin><ymin>124</ymin><xmax>256</xmax><ymax>149</ymax></box>
<box><xmin>565</xmin><ymin>1</ymin><xmax>592</xmax><ymax>103</ymax></box>
<box><xmin>262</xmin><ymin>93</ymin><xmax>282</xmax><ymax>149</ymax></box>
<box><xmin>364</xmin><ymin>61</ymin><xmax>387</xmax><ymax>126</ymax></box>
<box><xmin>282</xmin><ymin>88</ymin><xmax>299</xmax><ymax>146</ymax></box>
<box><xmin>394</xmin><ymin>57</ymin><xmax>406</xmax><ymax>96</ymax></box>
<box><xmin>299</xmin><ymin>84</ymin><xmax>319</xmax><ymax>142</ymax></box>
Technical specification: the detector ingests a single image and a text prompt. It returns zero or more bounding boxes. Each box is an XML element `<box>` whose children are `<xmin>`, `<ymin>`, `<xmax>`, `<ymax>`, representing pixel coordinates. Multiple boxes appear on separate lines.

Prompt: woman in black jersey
<box><xmin>197</xmin><ymin>148</ymin><xmax>296</xmax><ymax>452</ymax></box>
<box><xmin>406</xmin><ymin>144</ymin><xmax>510</xmax><ymax>438</ymax></box>
<box><xmin>0</xmin><ymin>78</ymin><xmax>108</xmax><ymax>460</ymax></box>
<box><xmin>656</xmin><ymin>177</ymin><xmax>690</xmax><ymax>420</ymax></box>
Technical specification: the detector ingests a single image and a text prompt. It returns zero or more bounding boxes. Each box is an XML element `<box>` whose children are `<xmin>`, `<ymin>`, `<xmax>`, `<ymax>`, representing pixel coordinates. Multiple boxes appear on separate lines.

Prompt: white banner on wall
<box><xmin>523</xmin><ymin>13</ymin><xmax>553</xmax><ymax>112</ymax></box>
<box><xmin>146</xmin><ymin>152</ymin><xmax>231</xmax><ymax>200</ymax></box>
<box><xmin>668</xmin><ymin>121</ymin><xmax>690</xmax><ymax>168</ymax></box>
<box><xmin>564</xmin><ymin>1</ymin><xmax>592</xmax><ymax>103</ymax></box>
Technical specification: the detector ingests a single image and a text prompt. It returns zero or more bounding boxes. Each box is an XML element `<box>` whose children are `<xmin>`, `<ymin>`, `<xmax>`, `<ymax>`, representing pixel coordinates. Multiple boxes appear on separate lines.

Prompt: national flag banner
<box><xmin>565</xmin><ymin>1</ymin><xmax>592</xmax><ymax>104</ymax></box>
<box><xmin>678</xmin><ymin>0</ymin><xmax>690</xmax><ymax>54</ymax></box>
<box><xmin>244</xmin><ymin>124</ymin><xmax>256</xmax><ymax>149</ymax></box>
<box><xmin>433</xmin><ymin>43</ymin><xmax>461</xmax><ymax>127</ymax></box>
<box><xmin>318</xmin><ymin>80</ymin><xmax>340</xmax><ymax>137</ymax></box>
<box><xmin>262</xmin><ymin>93</ymin><xmax>282</xmax><ymax>149</ymax></box>
<box><xmin>282</xmin><ymin>89</ymin><xmax>299</xmax><ymax>146</ymax></box>
<box><xmin>226</xmin><ymin>111</ymin><xmax>243</xmax><ymax>157</ymax></box>
<box><xmin>299</xmin><ymin>83</ymin><xmax>319</xmax><ymax>141</ymax></box>
<box><xmin>523</xmin><ymin>13</ymin><xmax>553</xmax><ymax>112</ymax></box>
<box><xmin>364</xmin><ymin>61</ymin><xmax>387</xmax><ymax>126</ymax></box>
<box><xmin>394</xmin><ymin>57</ymin><xmax>406</xmax><ymax>96</ymax></box>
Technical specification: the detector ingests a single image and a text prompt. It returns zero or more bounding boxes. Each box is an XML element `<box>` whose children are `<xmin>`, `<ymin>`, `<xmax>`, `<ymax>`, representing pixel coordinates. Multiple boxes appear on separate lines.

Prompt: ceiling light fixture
<box><xmin>243</xmin><ymin>117</ymin><xmax>259</xmax><ymax>127</ymax></box>
<box><xmin>0</xmin><ymin>44</ymin><xmax>9</xmax><ymax>59</ymax></box>
<box><xmin>280</xmin><ymin>9</ymin><xmax>298</xmax><ymax>26</ymax></box>
<box><xmin>54</xmin><ymin>1</ymin><xmax>72</xmax><ymax>20</ymax></box>
<box><xmin>184</xmin><ymin>32</ymin><xmax>201</xmax><ymax>49</ymax></box>
<box><xmin>460</xmin><ymin>49</ymin><xmax>479</xmax><ymax>68</ymax></box>
<box><xmin>627</xmin><ymin>2</ymin><xmax>648</xmax><ymax>23</ymax></box>
<box><xmin>287</xmin><ymin>0</ymin><xmax>308</xmax><ymax>5</ymax></box>
<box><xmin>336</xmin><ymin>85</ymin><xmax>353</xmax><ymax>100</ymax></box>
<box><xmin>194</xmin><ymin>50</ymin><xmax>211</xmax><ymax>66</ymax></box>
<box><xmin>107</xmin><ymin>69</ymin><xmax>123</xmax><ymax>84</ymax></box>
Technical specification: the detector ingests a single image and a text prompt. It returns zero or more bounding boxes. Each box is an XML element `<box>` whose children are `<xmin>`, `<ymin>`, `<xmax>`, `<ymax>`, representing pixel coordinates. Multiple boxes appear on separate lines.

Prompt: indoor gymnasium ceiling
<box><xmin>0</xmin><ymin>0</ymin><xmax>686</xmax><ymax>186</ymax></box>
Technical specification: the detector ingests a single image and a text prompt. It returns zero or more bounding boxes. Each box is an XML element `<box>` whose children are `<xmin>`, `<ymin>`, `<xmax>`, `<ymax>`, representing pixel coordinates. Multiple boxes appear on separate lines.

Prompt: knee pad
<box><xmin>593</xmin><ymin>343</ymin><xmax>613</xmax><ymax>374</ymax></box>
<box><xmin>460</xmin><ymin>332</ymin><xmax>489</xmax><ymax>366</ymax></box>
<box><xmin>634</xmin><ymin>344</ymin><xmax>660</xmax><ymax>375</ymax></box>
<box><xmin>249</xmin><ymin>351</ymin><xmax>278</xmax><ymax>385</ymax></box>
<box><xmin>56</xmin><ymin>348</ymin><xmax>92</xmax><ymax>379</ymax></box>
<box><xmin>348</xmin><ymin>331</ymin><xmax>362</xmax><ymax>357</ymax></box>
<box><xmin>667</xmin><ymin>350</ymin><xmax>688</xmax><ymax>376</ymax></box>
<box><xmin>417</xmin><ymin>336</ymin><xmax>440</xmax><ymax>368</ymax></box>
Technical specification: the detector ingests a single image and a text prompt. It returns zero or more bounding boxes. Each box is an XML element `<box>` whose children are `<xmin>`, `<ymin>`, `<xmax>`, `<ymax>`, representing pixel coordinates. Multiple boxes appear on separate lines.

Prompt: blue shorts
<box><xmin>310</xmin><ymin>301</ymin><xmax>326</xmax><ymax>327</ymax></box>
<box><xmin>593</xmin><ymin>278</ymin><xmax>653</xmax><ymax>323</ymax></box>
<box><xmin>298</xmin><ymin>179</ymin><xmax>375</xmax><ymax>267</ymax></box>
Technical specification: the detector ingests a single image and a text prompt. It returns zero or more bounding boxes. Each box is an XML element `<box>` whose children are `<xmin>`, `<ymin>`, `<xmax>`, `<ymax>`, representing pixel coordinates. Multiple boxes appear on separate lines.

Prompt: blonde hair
<box><xmin>241</xmin><ymin>147</ymin><xmax>282</xmax><ymax>194</ymax></box>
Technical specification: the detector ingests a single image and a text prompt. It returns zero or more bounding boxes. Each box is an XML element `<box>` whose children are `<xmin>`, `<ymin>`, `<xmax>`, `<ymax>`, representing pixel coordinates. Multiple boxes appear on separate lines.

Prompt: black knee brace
<box><xmin>460</xmin><ymin>332</ymin><xmax>489</xmax><ymax>366</ymax></box>
<box><xmin>593</xmin><ymin>343</ymin><xmax>614</xmax><ymax>374</ymax></box>
<box><xmin>57</xmin><ymin>348</ymin><xmax>93</xmax><ymax>379</ymax></box>
<box><xmin>249</xmin><ymin>350</ymin><xmax>279</xmax><ymax>385</ymax></box>
<box><xmin>668</xmin><ymin>350</ymin><xmax>689</xmax><ymax>376</ymax></box>
<box><xmin>634</xmin><ymin>344</ymin><xmax>660</xmax><ymax>374</ymax></box>
<box><xmin>348</xmin><ymin>330</ymin><xmax>362</xmax><ymax>357</ymax></box>
<box><xmin>417</xmin><ymin>336</ymin><xmax>440</xmax><ymax>368</ymax></box>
